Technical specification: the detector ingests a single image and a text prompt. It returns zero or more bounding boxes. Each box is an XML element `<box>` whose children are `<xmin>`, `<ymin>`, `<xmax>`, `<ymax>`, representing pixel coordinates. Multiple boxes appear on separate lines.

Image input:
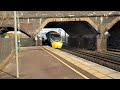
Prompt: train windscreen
<box><xmin>51</xmin><ymin>34</ymin><xmax>61</xmax><ymax>42</ymax></box>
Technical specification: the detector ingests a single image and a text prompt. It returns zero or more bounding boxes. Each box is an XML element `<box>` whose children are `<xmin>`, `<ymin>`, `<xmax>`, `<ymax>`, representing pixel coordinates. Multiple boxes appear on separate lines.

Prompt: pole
<box><xmin>17</xmin><ymin>11</ymin><xmax>20</xmax><ymax>52</ymax></box>
<box><xmin>14</xmin><ymin>11</ymin><xmax>19</xmax><ymax>78</ymax></box>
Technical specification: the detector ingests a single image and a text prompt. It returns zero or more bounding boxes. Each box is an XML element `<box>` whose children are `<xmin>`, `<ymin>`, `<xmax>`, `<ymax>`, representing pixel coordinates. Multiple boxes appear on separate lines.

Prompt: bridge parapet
<box><xmin>0</xmin><ymin>11</ymin><xmax>120</xmax><ymax>39</ymax></box>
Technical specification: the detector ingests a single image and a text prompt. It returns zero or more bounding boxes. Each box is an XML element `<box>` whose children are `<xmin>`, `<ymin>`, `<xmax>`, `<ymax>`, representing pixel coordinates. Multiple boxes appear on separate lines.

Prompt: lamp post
<box><xmin>14</xmin><ymin>11</ymin><xmax>19</xmax><ymax>78</ymax></box>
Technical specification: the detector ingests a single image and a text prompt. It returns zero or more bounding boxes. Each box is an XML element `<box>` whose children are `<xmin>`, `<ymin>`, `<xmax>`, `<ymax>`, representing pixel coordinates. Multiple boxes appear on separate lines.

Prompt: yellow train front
<box><xmin>46</xmin><ymin>31</ymin><xmax>63</xmax><ymax>49</ymax></box>
<box><xmin>50</xmin><ymin>38</ymin><xmax>62</xmax><ymax>49</ymax></box>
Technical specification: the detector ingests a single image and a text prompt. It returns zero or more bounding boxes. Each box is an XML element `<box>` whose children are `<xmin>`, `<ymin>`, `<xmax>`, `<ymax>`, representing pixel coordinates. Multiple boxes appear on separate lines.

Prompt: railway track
<box><xmin>60</xmin><ymin>47</ymin><xmax>120</xmax><ymax>72</ymax></box>
<box><xmin>107</xmin><ymin>48</ymin><xmax>120</xmax><ymax>52</ymax></box>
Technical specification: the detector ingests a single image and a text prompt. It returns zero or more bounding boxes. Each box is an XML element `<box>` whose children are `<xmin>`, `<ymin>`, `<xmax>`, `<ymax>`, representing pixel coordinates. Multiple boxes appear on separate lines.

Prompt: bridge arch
<box><xmin>105</xmin><ymin>17</ymin><xmax>120</xmax><ymax>50</ymax></box>
<box><xmin>0</xmin><ymin>24</ymin><xmax>31</xmax><ymax>38</ymax></box>
<box><xmin>34</xmin><ymin>18</ymin><xmax>99</xmax><ymax>36</ymax></box>
<box><xmin>105</xmin><ymin>17</ymin><xmax>120</xmax><ymax>32</ymax></box>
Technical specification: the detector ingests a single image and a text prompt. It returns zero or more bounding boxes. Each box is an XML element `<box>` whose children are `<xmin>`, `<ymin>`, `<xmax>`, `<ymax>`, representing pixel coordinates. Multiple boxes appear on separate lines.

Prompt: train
<box><xmin>42</xmin><ymin>31</ymin><xmax>63</xmax><ymax>49</ymax></box>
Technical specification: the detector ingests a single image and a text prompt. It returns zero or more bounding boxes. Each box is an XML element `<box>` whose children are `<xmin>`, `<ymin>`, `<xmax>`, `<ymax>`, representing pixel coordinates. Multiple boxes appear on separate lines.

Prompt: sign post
<box><xmin>17</xmin><ymin>11</ymin><xmax>20</xmax><ymax>52</ymax></box>
<box><xmin>14</xmin><ymin>11</ymin><xmax>19</xmax><ymax>78</ymax></box>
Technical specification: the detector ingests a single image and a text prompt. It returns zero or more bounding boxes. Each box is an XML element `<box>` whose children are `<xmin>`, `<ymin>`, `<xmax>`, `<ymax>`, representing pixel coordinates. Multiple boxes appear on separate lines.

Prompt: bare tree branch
<box><xmin>0</xmin><ymin>11</ymin><xmax>11</xmax><ymax>31</ymax></box>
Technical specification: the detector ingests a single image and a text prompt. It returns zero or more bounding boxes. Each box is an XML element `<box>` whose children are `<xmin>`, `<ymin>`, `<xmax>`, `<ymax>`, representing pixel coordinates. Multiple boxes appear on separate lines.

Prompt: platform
<box><xmin>0</xmin><ymin>46</ymin><xmax>95</xmax><ymax>79</ymax></box>
<box><xmin>0</xmin><ymin>46</ymin><xmax>120</xmax><ymax>79</ymax></box>
<box><xmin>43</xmin><ymin>46</ymin><xmax>120</xmax><ymax>79</ymax></box>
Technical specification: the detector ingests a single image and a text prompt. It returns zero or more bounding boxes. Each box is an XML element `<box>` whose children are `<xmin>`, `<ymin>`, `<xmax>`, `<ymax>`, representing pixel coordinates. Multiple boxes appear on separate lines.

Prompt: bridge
<box><xmin>1</xmin><ymin>11</ymin><xmax>120</xmax><ymax>52</ymax></box>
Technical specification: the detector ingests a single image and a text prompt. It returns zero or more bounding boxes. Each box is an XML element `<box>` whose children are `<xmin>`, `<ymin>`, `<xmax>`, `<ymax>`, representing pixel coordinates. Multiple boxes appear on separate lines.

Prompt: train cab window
<box><xmin>51</xmin><ymin>34</ymin><xmax>61</xmax><ymax>41</ymax></box>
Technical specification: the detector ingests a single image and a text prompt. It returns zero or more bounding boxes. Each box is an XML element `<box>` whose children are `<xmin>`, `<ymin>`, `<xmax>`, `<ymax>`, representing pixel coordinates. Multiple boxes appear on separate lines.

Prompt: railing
<box><xmin>0</xmin><ymin>38</ymin><xmax>15</xmax><ymax>62</ymax></box>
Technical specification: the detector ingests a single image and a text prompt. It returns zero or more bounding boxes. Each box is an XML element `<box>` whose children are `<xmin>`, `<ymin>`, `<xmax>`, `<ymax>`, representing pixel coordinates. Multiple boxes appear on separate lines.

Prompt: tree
<box><xmin>0</xmin><ymin>11</ymin><xmax>11</xmax><ymax>35</ymax></box>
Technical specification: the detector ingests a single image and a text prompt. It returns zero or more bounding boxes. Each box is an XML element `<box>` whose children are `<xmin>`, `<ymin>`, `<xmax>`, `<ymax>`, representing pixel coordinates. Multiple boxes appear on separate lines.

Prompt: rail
<box><xmin>60</xmin><ymin>47</ymin><xmax>120</xmax><ymax>71</ymax></box>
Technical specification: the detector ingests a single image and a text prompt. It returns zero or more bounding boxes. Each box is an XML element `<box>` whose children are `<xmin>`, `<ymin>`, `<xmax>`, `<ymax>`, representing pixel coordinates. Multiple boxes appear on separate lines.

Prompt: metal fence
<box><xmin>20</xmin><ymin>38</ymin><xmax>36</xmax><ymax>47</ymax></box>
<box><xmin>0</xmin><ymin>38</ymin><xmax>42</xmax><ymax>62</ymax></box>
<box><xmin>68</xmin><ymin>36</ymin><xmax>96</xmax><ymax>51</ymax></box>
<box><xmin>20</xmin><ymin>38</ymin><xmax>42</xmax><ymax>47</ymax></box>
<box><xmin>107</xmin><ymin>39</ymin><xmax>120</xmax><ymax>49</ymax></box>
<box><xmin>0</xmin><ymin>38</ymin><xmax>15</xmax><ymax>62</ymax></box>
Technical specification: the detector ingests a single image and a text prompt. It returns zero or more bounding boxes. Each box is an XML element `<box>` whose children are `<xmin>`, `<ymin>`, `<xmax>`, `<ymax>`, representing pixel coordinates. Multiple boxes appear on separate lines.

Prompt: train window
<box><xmin>51</xmin><ymin>34</ymin><xmax>61</xmax><ymax>41</ymax></box>
<box><xmin>52</xmin><ymin>34</ymin><xmax>60</xmax><ymax>37</ymax></box>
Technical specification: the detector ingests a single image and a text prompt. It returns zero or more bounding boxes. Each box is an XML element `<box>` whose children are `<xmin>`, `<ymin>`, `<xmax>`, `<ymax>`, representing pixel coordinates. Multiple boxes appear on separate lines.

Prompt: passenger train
<box><xmin>43</xmin><ymin>31</ymin><xmax>63</xmax><ymax>49</ymax></box>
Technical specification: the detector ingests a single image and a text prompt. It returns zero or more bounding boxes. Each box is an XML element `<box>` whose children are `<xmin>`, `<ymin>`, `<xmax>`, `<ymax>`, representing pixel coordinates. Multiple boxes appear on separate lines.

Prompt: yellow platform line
<box><xmin>41</xmin><ymin>47</ymin><xmax>89</xmax><ymax>79</ymax></box>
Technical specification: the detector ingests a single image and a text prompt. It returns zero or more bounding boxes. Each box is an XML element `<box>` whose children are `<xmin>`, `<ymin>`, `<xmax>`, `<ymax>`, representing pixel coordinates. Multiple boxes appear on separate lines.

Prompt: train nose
<box><xmin>52</xmin><ymin>42</ymin><xmax>62</xmax><ymax>48</ymax></box>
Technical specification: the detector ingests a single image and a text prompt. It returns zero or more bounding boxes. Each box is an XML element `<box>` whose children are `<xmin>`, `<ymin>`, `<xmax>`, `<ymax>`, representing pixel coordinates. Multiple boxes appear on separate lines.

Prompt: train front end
<box><xmin>51</xmin><ymin>39</ymin><xmax>63</xmax><ymax>49</ymax></box>
<box><xmin>50</xmin><ymin>33</ymin><xmax>63</xmax><ymax>49</ymax></box>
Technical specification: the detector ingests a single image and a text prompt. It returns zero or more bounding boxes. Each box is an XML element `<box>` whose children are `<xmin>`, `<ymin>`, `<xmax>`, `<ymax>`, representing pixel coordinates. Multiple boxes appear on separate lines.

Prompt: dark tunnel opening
<box><xmin>0</xmin><ymin>27</ymin><xmax>31</xmax><ymax>38</ymax></box>
<box><xmin>45</xmin><ymin>21</ymin><xmax>99</xmax><ymax>51</ymax></box>
<box><xmin>107</xmin><ymin>21</ymin><xmax>120</xmax><ymax>50</ymax></box>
